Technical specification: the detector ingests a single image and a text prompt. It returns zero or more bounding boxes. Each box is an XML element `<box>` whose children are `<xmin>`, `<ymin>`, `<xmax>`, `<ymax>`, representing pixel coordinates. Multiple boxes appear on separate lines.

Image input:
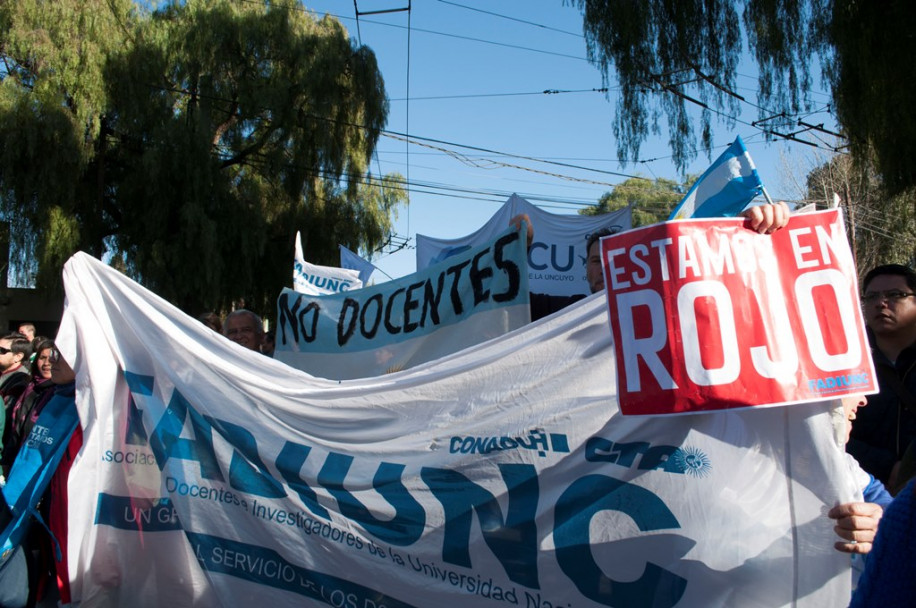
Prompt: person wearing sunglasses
<box><xmin>0</xmin><ymin>334</ymin><xmax>32</xmax><ymax>474</ymax></box>
<box><xmin>848</xmin><ymin>264</ymin><xmax>916</xmax><ymax>493</ymax></box>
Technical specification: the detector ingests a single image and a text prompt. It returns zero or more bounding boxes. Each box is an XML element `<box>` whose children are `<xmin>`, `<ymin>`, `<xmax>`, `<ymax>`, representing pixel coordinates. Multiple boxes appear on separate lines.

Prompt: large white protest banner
<box><xmin>600</xmin><ymin>209</ymin><xmax>877</xmax><ymax>416</ymax></box>
<box><xmin>416</xmin><ymin>194</ymin><xmax>631</xmax><ymax>298</ymax></box>
<box><xmin>59</xmin><ymin>252</ymin><xmax>855</xmax><ymax>608</ymax></box>
<box><xmin>277</xmin><ymin>226</ymin><xmax>530</xmax><ymax>379</ymax></box>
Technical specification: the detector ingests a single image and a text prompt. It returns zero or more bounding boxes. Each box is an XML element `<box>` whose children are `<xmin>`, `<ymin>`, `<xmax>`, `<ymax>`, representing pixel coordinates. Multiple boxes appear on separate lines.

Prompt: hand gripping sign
<box><xmin>599</xmin><ymin>209</ymin><xmax>877</xmax><ymax>416</ymax></box>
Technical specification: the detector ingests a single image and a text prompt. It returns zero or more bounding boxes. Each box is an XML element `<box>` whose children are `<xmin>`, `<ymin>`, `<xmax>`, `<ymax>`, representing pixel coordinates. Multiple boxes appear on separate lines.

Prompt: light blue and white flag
<box><xmin>339</xmin><ymin>245</ymin><xmax>376</xmax><ymax>284</ymax></box>
<box><xmin>669</xmin><ymin>136</ymin><xmax>765</xmax><ymax>220</ymax></box>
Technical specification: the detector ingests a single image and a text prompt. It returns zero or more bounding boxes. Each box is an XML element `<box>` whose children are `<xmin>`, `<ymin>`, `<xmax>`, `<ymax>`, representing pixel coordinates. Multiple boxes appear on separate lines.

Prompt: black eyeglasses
<box><xmin>49</xmin><ymin>348</ymin><xmax>61</xmax><ymax>363</ymax></box>
<box><xmin>0</xmin><ymin>346</ymin><xmax>10</xmax><ymax>355</ymax></box>
<box><xmin>862</xmin><ymin>290</ymin><xmax>916</xmax><ymax>304</ymax></box>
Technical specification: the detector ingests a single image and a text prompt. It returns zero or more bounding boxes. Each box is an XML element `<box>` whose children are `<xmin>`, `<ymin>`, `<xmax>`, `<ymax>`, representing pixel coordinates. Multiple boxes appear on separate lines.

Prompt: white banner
<box><xmin>416</xmin><ymin>194</ymin><xmax>632</xmax><ymax>297</ymax></box>
<box><xmin>295</xmin><ymin>232</ymin><xmax>362</xmax><ymax>295</ymax></box>
<box><xmin>277</xmin><ymin>227</ymin><xmax>530</xmax><ymax>379</ymax></box>
<box><xmin>60</xmin><ymin>252</ymin><xmax>855</xmax><ymax>607</ymax></box>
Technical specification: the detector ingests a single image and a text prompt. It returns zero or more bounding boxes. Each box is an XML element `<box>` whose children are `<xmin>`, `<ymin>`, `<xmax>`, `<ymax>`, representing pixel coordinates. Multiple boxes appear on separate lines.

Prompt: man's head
<box><xmin>17</xmin><ymin>323</ymin><xmax>35</xmax><ymax>341</ymax></box>
<box><xmin>840</xmin><ymin>394</ymin><xmax>868</xmax><ymax>444</ymax></box>
<box><xmin>585</xmin><ymin>227</ymin><xmax>620</xmax><ymax>294</ymax></box>
<box><xmin>861</xmin><ymin>264</ymin><xmax>916</xmax><ymax>337</ymax></box>
<box><xmin>0</xmin><ymin>333</ymin><xmax>29</xmax><ymax>373</ymax></box>
<box><xmin>224</xmin><ymin>309</ymin><xmax>265</xmax><ymax>351</ymax></box>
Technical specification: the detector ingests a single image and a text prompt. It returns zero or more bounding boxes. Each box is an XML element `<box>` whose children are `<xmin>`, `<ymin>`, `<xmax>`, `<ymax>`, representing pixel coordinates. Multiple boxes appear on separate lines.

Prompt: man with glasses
<box><xmin>224</xmin><ymin>309</ymin><xmax>266</xmax><ymax>352</ymax></box>
<box><xmin>849</xmin><ymin>264</ymin><xmax>916</xmax><ymax>491</ymax></box>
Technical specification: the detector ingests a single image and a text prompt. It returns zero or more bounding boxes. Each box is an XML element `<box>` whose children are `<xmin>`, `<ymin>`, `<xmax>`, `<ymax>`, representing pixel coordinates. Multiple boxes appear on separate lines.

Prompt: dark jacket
<box><xmin>847</xmin><ymin>341</ymin><xmax>916</xmax><ymax>484</ymax></box>
<box><xmin>529</xmin><ymin>292</ymin><xmax>586</xmax><ymax>322</ymax></box>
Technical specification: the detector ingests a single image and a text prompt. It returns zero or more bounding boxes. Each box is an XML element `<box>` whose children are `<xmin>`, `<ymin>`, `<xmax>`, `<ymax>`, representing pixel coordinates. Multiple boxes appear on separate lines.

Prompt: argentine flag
<box><xmin>669</xmin><ymin>136</ymin><xmax>765</xmax><ymax>220</ymax></box>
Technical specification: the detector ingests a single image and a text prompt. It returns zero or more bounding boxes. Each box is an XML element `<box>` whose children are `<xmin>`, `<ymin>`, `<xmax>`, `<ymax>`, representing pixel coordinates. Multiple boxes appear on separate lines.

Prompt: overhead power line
<box><xmin>434</xmin><ymin>0</ymin><xmax>582</xmax><ymax>38</ymax></box>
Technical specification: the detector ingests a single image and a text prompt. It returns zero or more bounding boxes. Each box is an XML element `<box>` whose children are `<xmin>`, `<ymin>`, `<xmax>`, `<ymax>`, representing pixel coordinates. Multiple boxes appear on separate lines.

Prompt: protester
<box><xmin>16</xmin><ymin>324</ymin><xmax>35</xmax><ymax>343</ymax></box>
<box><xmin>848</xmin><ymin>477</ymin><xmax>916</xmax><ymax>606</ymax></box>
<box><xmin>828</xmin><ymin>394</ymin><xmax>890</xmax><ymax>555</ymax></box>
<box><xmin>2</xmin><ymin>340</ymin><xmax>57</xmax><ymax>476</ymax></box>
<box><xmin>224</xmin><ymin>309</ymin><xmax>265</xmax><ymax>352</ymax></box>
<box><xmin>0</xmin><ymin>485</ymin><xmax>28</xmax><ymax>608</ymax></box>
<box><xmin>28</xmin><ymin>337</ymin><xmax>47</xmax><ymax>364</ymax></box>
<box><xmin>516</xmin><ymin>202</ymin><xmax>792</xmax><ymax>320</ymax></box>
<box><xmin>0</xmin><ymin>343</ymin><xmax>79</xmax><ymax>608</ymax></box>
<box><xmin>198</xmin><ymin>312</ymin><xmax>222</xmax><ymax>334</ymax></box>
<box><xmin>0</xmin><ymin>334</ymin><xmax>32</xmax><ymax>470</ymax></box>
<box><xmin>261</xmin><ymin>330</ymin><xmax>276</xmax><ymax>358</ymax></box>
<box><xmin>44</xmin><ymin>348</ymin><xmax>80</xmax><ymax>607</ymax></box>
<box><xmin>847</xmin><ymin>264</ymin><xmax>916</xmax><ymax>491</ymax></box>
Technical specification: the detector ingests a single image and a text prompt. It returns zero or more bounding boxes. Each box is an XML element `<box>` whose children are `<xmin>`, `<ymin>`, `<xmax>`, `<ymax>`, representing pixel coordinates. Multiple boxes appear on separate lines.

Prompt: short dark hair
<box><xmin>586</xmin><ymin>226</ymin><xmax>622</xmax><ymax>255</ymax></box>
<box><xmin>2</xmin><ymin>333</ymin><xmax>31</xmax><ymax>360</ymax></box>
<box><xmin>862</xmin><ymin>264</ymin><xmax>916</xmax><ymax>293</ymax></box>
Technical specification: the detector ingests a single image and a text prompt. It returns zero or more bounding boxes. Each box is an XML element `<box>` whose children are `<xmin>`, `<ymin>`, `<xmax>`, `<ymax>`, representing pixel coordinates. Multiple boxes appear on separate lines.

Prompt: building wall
<box><xmin>1</xmin><ymin>287</ymin><xmax>65</xmax><ymax>339</ymax></box>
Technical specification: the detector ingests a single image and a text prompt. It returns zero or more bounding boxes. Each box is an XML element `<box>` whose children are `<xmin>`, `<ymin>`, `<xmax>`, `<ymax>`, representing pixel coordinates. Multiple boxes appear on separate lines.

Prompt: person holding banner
<box><xmin>514</xmin><ymin>201</ymin><xmax>791</xmax><ymax>320</ymax></box>
<box><xmin>829</xmin><ymin>394</ymin><xmax>889</xmax><ymax>556</ymax></box>
<box><xmin>848</xmin><ymin>477</ymin><xmax>916</xmax><ymax>607</ymax></box>
<box><xmin>848</xmin><ymin>264</ymin><xmax>916</xmax><ymax>491</ymax></box>
<box><xmin>1</xmin><ymin>346</ymin><xmax>79</xmax><ymax>607</ymax></box>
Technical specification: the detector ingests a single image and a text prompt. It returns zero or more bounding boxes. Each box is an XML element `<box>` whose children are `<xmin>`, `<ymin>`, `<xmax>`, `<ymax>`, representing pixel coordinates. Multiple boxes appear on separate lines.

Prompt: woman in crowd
<box><xmin>2</xmin><ymin>340</ymin><xmax>56</xmax><ymax>477</ymax></box>
<box><xmin>3</xmin><ymin>344</ymin><xmax>79</xmax><ymax>607</ymax></box>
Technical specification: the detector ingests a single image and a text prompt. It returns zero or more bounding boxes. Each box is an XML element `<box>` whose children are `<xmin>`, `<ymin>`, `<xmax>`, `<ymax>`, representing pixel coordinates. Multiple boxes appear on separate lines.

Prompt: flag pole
<box><xmin>761</xmin><ymin>184</ymin><xmax>777</xmax><ymax>206</ymax></box>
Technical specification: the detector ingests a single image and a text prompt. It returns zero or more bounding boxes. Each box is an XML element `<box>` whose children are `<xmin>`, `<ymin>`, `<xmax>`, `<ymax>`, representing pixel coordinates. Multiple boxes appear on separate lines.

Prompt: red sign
<box><xmin>600</xmin><ymin>209</ymin><xmax>877</xmax><ymax>416</ymax></box>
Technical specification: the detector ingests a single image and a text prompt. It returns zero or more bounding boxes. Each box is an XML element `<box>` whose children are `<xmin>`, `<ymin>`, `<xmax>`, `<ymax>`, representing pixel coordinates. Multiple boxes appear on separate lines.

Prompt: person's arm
<box><xmin>509</xmin><ymin>213</ymin><xmax>534</xmax><ymax>248</ymax></box>
<box><xmin>827</xmin><ymin>501</ymin><xmax>883</xmax><ymax>554</ymax></box>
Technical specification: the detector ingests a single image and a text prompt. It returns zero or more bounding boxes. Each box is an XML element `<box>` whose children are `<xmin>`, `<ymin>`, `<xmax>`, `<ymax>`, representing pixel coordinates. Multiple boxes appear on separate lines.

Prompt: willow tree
<box><xmin>0</xmin><ymin>0</ymin><xmax>405</xmax><ymax>314</ymax></box>
<box><xmin>581</xmin><ymin>176</ymin><xmax>689</xmax><ymax>227</ymax></box>
<box><xmin>572</xmin><ymin>1</ymin><xmax>916</xmax><ymax>196</ymax></box>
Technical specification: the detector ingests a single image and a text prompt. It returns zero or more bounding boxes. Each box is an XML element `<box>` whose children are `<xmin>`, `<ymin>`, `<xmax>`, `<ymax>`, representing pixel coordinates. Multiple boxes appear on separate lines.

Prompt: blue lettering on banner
<box><xmin>528</xmin><ymin>242</ymin><xmax>576</xmax><ymax>272</ymax></box>
<box><xmin>126</xmin><ymin>374</ymin><xmax>691</xmax><ymax>606</ymax></box>
<box><xmin>807</xmin><ymin>372</ymin><xmax>870</xmax><ymax>394</ymax></box>
<box><xmin>554</xmin><ymin>476</ymin><xmax>686</xmax><ymax>607</ymax></box>
<box><xmin>188</xmin><ymin>532</ymin><xmax>420</xmax><ymax>607</ymax></box>
<box><xmin>294</xmin><ymin>262</ymin><xmax>358</xmax><ymax>294</ymax></box>
<box><xmin>448</xmin><ymin>429</ymin><xmax>569</xmax><ymax>457</ymax></box>
<box><xmin>585</xmin><ymin>438</ymin><xmax>713</xmax><ymax>477</ymax></box>
<box><xmin>95</xmin><ymin>494</ymin><xmax>182</xmax><ymax>531</ymax></box>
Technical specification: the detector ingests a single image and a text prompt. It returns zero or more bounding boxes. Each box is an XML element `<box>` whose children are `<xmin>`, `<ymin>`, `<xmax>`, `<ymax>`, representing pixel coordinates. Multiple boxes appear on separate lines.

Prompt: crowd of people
<box><xmin>0</xmin><ymin>203</ymin><xmax>914</xmax><ymax>606</ymax></box>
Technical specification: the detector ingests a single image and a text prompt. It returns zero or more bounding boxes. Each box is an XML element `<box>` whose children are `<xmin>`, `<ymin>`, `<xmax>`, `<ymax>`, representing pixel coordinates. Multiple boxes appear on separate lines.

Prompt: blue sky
<box><xmin>301</xmin><ymin>1</ymin><xmax>840</xmax><ymax>281</ymax></box>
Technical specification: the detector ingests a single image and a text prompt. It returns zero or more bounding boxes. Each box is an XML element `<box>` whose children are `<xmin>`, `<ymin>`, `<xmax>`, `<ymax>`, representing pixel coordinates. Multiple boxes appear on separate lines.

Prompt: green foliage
<box><xmin>0</xmin><ymin>0</ymin><xmax>406</xmax><ymax>315</ymax></box>
<box><xmin>825</xmin><ymin>2</ymin><xmax>916</xmax><ymax>196</ymax></box>
<box><xmin>580</xmin><ymin>176</ymin><xmax>689</xmax><ymax>227</ymax></box>
<box><xmin>805</xmin><ymin>154</ymin><xmax>916</xmax><ymax>276</ymax></box>
<box><xmin>572</xmin><ymin>0</ymin><xmax>916</xmax><ymax>196</ymax></box>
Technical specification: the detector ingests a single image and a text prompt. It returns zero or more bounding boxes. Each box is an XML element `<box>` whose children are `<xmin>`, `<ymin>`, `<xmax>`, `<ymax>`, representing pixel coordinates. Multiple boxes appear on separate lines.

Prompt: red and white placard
<box><xmin>600</xmin><ymin>209</ymin><xmax>877</xmax><ymax>416</ymax></box>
